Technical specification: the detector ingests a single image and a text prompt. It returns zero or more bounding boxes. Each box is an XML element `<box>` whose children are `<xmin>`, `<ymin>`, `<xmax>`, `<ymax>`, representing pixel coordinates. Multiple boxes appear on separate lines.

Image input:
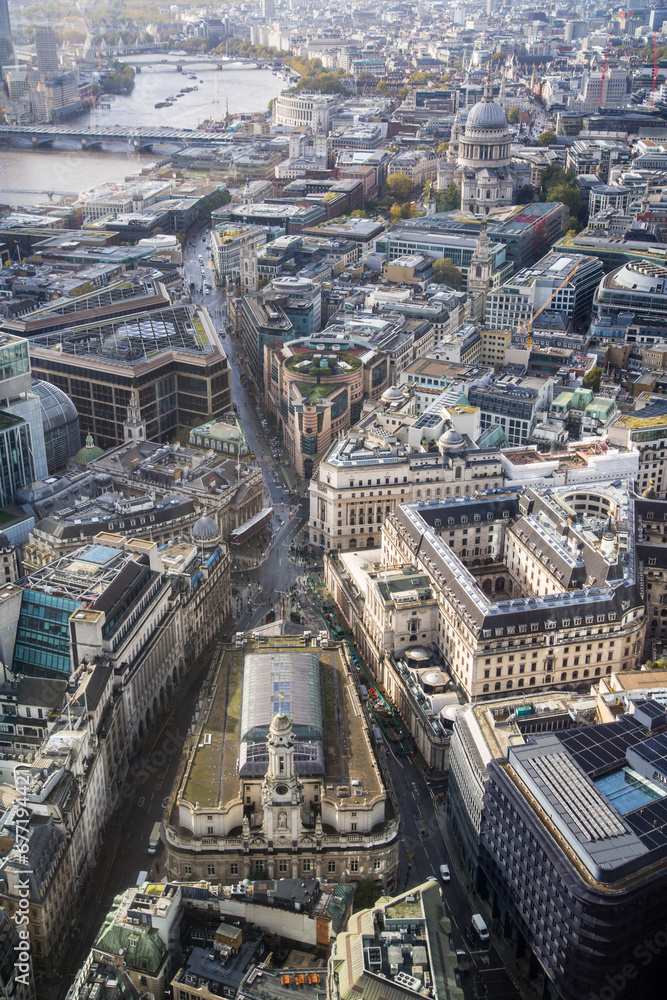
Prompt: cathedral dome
<box><xmin>466</xmin><ymin>98</ymin><xmax>507</xmax><ymax>130</ymax></box>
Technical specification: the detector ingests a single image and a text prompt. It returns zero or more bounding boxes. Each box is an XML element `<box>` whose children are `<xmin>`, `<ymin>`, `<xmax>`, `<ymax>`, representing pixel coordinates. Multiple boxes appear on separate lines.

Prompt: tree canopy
<box><xmin>538</xmin><ymin>129</ymin><xmax>557</xmax><ymax>147</ymax></box>
<box><xmin>384</xmin><ymin>172</ymin><xmax>414</xmax><ymax>201</ymax></box>
<box><xmin>440</xmin><ymin>181</ymin><xmax>460</xmax><ymax>212</ymax></box>
<box><xmin>433</xmin><ymin>257</ymin><xmax>463</xmax><ymax>290</ymax></box>
<box><xmin>583</xmin><ymin>366</ymin><xmax>603</xmax><ymax>393</ymax></box>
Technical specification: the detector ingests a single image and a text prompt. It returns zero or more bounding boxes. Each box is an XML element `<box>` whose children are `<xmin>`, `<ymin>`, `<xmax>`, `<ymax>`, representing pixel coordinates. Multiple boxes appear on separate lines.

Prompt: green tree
<box><xmin>583</xmin><ymin>366</ymin><xmax>603</xmax><ymax>393</ymax></box>
<box><xmin>507</xmin><ymin>105</ymin><xmax>520</xmax><ymax>125</ymax></box>
<box><xmin>399</xmin><ymin>85</ymin><xmax>411</xmax><ymax>100</ymax></box>
<box><xmin>376</xmin><ymin>80</ymin><xmax>390</xmax><ymax>94</ymax></box>
<box><xmin>384</xmin><ymin>172</ymin><xmax>414</xmax><ymax>201</ymax></box>
<box><xmin>547</xmin><ymin>183</ymin><xmax>582</xmax><ymax>220</ymax></box>
<box><xmin>538</xmin><ymin>129</ymin><xmax>557</xmax><ymax>147</ymax></box>
<box><xmin>389</xmin><ymin>202</ymin><xmax>403</xmax><ymax>222</ymax></box>
<box><xmin>350</xmin><ymin>209</ymin><xmax>368</xmax><ymax>218</ymax></box>
<box><xmin>437</xmin><ymin>141</ymin><xmax>449</xmax><ymax>154</ymax></box>
<box><xmin>400</xmin><ymin>201</ymin><xmax>414</xmax><ymax>218</ymax></box>
<box><xmin>491</xmin><ymin>51</ymin><xmax>507</xmax><ymax>63</ymax></box>
<box><xmin>433</xmin><ymin>257</ymin><xmax>463</xmax><ymax>289</ymax></box>
<box><xmin>353</xmin><ymin>879</ymin><xmax>384</xmax><ymax>912</ymax></box>
<box><xmin>440</xmin><ymin>181</ymin><xmax>460</xmax><ymax>211</ymax></box>
<box><xmin>411</xmin><ymin>71</ymin><xmax>433</xmax><ymax>85</ymax></box>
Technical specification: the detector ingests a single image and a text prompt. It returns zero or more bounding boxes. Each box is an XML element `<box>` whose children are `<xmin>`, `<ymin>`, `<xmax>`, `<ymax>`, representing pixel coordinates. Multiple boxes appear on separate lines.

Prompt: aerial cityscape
<box><xmin>3</xmin><ymin>1</ymin><xmax>667</xmax><ymax>998</ymax></box>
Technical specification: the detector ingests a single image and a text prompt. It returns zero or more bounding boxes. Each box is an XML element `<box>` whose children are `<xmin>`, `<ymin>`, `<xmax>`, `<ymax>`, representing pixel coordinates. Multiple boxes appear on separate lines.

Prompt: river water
<box><xmin>0</xmin><ymin>54</ymin><xmax>285</xmax><ymax>207</ymax></box>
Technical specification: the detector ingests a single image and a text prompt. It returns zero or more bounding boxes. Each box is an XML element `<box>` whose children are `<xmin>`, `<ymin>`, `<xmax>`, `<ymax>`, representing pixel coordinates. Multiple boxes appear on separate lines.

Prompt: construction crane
<box><xmin>651</xmin><ymin>32</ymin><xmax>659</xmax><ymax>107</ymax></box>
<box><xmin>517</xmin><ymin>259</ymin><xmax>588</xmax><ymax>349</ymax></box>
<box><xmin>599</xmin><ymin>30</ymin><xmax>613</xmax><ymax>108</ymax></box>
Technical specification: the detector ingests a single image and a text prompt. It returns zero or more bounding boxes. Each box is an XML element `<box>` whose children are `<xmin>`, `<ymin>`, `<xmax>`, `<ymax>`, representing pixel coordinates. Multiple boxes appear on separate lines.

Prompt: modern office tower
<box><xmin>0</xmin><ymin>334</ymin><xmax>49</xmax><ymax>505</ymax></box>
<box><xmin>34</xmin><ymin>25</ymin><xmax>58</xmax><ymax>73</ymax></box>
<box><xmin>0</xmin><ymin>0</ymin><xmax>14</xmax><ymax>68</ymax></box>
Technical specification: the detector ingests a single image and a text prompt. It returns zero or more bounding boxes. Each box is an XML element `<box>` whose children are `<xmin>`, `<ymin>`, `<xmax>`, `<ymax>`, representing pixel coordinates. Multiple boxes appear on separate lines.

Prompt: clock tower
<box><xmin>261</xmin><ymin>712</ymin><xmax>303</xmax><ymax>844</ymax></box>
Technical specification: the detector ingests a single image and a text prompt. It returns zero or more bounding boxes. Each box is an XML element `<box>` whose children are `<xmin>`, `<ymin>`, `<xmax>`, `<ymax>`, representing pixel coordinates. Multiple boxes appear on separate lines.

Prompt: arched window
<box><xmin>455</xmin><ymin>466</ymin><xmax>462</xmax><ymax>480</ymax></box>
<box><xmin>506</xmin><ymin>680</ymin><xmax>512</xmax><ymax>689</ymax></box>
<box><xmin>560</xmin><ymin>672</ymin><xmax>567</xmax><ymax>682</ymax></box>
<box><xmin>494</xmin><ymin>682</ymin><xmax>501</xmax><ymax>691</ymax></box>
<box><xmin>572</xmin><ymin>671</ymin><xmax>578</xmax><ymax>680</ymax></box>
<box><xmin>483</xmin><ymin>684</ymin><xmax>489</xmax><ymax>693</ymax></box>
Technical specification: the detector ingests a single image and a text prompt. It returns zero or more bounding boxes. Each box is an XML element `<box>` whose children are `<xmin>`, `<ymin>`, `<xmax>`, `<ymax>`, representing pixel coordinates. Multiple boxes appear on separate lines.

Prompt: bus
<box><xmin>230</xmin><ymin>507</ymin><xmax>273</xmax><ymax>546</ymax></box>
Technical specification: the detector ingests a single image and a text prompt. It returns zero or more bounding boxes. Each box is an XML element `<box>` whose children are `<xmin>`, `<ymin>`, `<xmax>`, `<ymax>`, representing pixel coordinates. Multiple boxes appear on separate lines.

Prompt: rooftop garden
<box><xmin>297</xmin><ymin>382</ymin><xmax>341</xmax><ymax>402</ymax></box>
<box><xmin>286</xmin><ymin>351</ymin><xmax>362</xmax><ymax>377</ymax></box>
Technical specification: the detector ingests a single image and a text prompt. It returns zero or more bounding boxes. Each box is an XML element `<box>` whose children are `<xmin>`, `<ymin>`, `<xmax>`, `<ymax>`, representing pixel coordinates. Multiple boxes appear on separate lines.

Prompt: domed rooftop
<box><xmin>381</xmin><ymin>385</ymin><xmax>405</xmax><ymax>404</ymax></box>
<box><xmin>191</xmin><ymin>516</ymin><xmax>220</xmax><ymax>543</ymax></box>
<box><xmin>466</xmin><ymin>94</ymin><xmax>507</xmax><ymax>130</ymax></box>
<box><xmin>74</xmin><ymin>432</ymin><xmax>105</xmax><ymax>466</ymax></box>
<box><xmin>270</xmin><ymin>711</ymin><xmax>292</xmax><ymax>734</ymax></box>
<box><xmin>438</xmin><ymin>427</ymin><xmax>468</xmax><ymax>454</ymax></box>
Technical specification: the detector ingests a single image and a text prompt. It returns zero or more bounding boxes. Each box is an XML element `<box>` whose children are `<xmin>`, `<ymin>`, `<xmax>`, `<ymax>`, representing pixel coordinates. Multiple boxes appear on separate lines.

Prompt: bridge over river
<box><xmin>0</xmin><ymin>123</ymin><xmax>233</xmax><ymax>150</ymax></box>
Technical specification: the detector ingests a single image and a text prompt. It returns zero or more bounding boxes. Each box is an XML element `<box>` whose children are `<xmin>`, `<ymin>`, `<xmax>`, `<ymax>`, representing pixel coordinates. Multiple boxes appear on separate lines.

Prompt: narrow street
<box><xmin>55</xmin><ymin>228</ymin><xmax>530</xmax><ymax>1000</ymax></box>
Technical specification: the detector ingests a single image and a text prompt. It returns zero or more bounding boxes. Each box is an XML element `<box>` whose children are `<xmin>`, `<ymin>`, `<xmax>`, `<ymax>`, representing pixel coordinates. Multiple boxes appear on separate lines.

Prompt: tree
<box><xmin>433</xmin><ymin>257</ymin><xmax>463</xmax><ymax>290</ymax></box>
<box><xmin>507</xmin><ymin>105</ymin><xmax>520</xmax><ymax>125</ymax></box>
<box><xmin>547</xmin><ymin>183</ymin><xmax>582</xmax><ymax>220</ymax></box>
<box><xmin>399</xmin><ymin>85</ymin><xmax>411</xmax><ymax>100</ymax></box>
<box><xmin>516</xmin><ymin>184</ymin><xmax>535</xmax><ymax>205</ymax></box>
<box><xmin>411</xmin><ymin>71</ymin><xmax>433</xmax><ymax>85</ymax></box>
<box><xmin>491</xmin><ymin>51</ymin><xmax>507</xmax><ymax>63</ymax></box>
<box><xmin>400</xmin><ymin>201</ymin><xmax>414</xmax><ymax>218</ymax></box>
<box><xmin>350</xmin><ymin>208</ymin><xmax>368</xmax><ymax>218</ymax></box>
<box><xmin>437</xmin><ymin>141</ymin><xmax>449</xmax><ymax>154</ymax></box>
<box><xmin>353</xmin><ymin>879</ymin><xmax>383</xmax><ymax>912</ymax></box>
<box><xmin>384</xmin><ymin>172</ymin><xmax>414</xmax><ymax>201</ymax></box>
<box><xmin>389</xmin><ymin>202</ymin><xmax>402</xmax><ymax>222</ymax></box>
<box><xmin>440</xmin><ymin>181</ymin><xmax>460</xmax><ymax>211</ymax></box>
<box><xmin>538</xmin><ymin>129</ymin><xmax>557</xmax><ymax>147</ymax></box>
<box><xmin>583</xmin><ymin>366</ymin><xmax>603</xmax><ymax>393</ymax></box>
<box><xmin>376</xmin><ymin>80</ymin><xmax>390</xmax><ymax>94</ymax></box>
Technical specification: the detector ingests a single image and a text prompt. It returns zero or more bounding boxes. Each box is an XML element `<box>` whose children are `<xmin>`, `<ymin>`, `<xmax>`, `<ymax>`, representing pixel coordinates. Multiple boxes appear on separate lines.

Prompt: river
<box><xmin>0</xmin><ymin>54</ymin><xmax>285</xmax><ymax>207</ymax></box>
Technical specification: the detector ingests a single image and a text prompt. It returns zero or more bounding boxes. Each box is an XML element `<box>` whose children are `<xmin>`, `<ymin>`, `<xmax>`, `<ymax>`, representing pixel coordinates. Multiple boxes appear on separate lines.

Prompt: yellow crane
<box><xmin>517</xmin><ymin>258</ymin><xmax>588</xmax><ymax>349</ymax></box>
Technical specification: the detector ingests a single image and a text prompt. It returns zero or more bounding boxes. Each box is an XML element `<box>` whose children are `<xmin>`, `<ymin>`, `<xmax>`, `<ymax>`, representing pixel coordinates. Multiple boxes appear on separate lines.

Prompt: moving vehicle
<box><xmin>471</xmin><ymin>913</ymin><xmax>489</xmax><ymax>942</ymax></box>
<box><xmin>136</xmin><ymin>870</ymin><xmax>149</xmax><ymax>886</ymax></box>
<box><xmin>439</xmin><ymin>864</ymin><xmax>450</xmax><ymax>882</ymax></box>
<box><xmin>147</xmin><ymin>822</ymin><xmax>161</xmax><ymax>855</ymax></box>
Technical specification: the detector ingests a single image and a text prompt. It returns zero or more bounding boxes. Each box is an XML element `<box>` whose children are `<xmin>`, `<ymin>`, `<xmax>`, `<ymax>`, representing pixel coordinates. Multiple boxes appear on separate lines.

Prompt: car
<box><xmin>439</xmin><ymin>864</ymin><xmax>450</xmax><ymax>882</ymax></box>
<box><xmin>426</xmin><ymin>875</ymin><xmax>438</xmax><ymax>883</ymax></box>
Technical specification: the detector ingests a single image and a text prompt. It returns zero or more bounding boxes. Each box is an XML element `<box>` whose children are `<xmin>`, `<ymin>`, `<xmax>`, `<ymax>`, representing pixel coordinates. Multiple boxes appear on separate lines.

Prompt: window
<box><xmin>350</xmin><ymin>859</ymin><xmax>359</xmax><ymax>873</ymax></box>
<box><xmin>374</xmin><ymin>858</ymin><xmax>382</xmax><ymax>871</ymax></box>
<box><xmin>184</xmin><ymin>863</ymin><xmax>192</xmax><ymax>876</ymax></box>
<box><xmin>230</xmin><ymin>863</ymin><xmax>239</xmax><ymax>876</ymax></box>
<box><xmin>207</xmin><ymin>864</ymin><xmax>216</xmax><ymax>876</ymax></box>
<box><xmin>303</xmin><ymin>859</ymin><xmax>312</xmax><ymax>872</ymax></box>
<box><xmin>279</xmin><ymin>859</ymin><xmax>288</xmax><ymax>873</ymax></box>
<box><xmin>328</xmin><ymin>860</ymin><xmax>336</xmax><ymax>873</ymax></box>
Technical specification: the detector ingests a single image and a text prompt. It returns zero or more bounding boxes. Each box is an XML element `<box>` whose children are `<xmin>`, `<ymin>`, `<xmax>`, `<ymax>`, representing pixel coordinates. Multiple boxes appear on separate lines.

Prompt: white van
<box><xmin>147</xmin><ymin>822</ymin><xmax>161</xmax><ymax>855</ymax></box>
<box><xmin>471</xmin><ymin>913</ymin><xmax>489</xmax><ymax>942</ymax></box>
<box><xmin>136</xmin><ymin>870</ymin><xmax>149</xmax><ymax>886</ymax></box>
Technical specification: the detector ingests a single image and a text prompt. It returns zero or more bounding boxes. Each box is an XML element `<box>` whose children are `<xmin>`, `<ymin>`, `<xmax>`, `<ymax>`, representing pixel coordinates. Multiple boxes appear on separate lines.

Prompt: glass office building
<box><xmin>12</xmin><ymin>590</ymin><xmax>79</xmax><ymax>678</ymax></box>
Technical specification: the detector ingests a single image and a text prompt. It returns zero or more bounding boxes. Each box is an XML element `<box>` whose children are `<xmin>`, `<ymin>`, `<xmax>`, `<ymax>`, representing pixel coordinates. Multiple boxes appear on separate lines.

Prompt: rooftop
<box><xmin>177</xmin><ymin>638</ymin><xmax>382</xmax><ymax>814</ymax></box>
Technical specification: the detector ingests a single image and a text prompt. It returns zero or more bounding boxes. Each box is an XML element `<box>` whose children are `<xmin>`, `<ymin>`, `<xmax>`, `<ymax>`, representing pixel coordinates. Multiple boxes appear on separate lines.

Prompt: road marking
<box><xmin>137</xmin><ymin>797</ymin><xmax>145</xmax><ymax>808</ymax></box>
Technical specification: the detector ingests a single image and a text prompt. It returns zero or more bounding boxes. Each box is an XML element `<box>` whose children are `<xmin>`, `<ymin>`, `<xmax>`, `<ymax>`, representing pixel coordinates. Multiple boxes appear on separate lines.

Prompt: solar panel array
<box><xmin>557</xmin><ymin>717</ymin><xmax>645</xmax><ymax>776</ymax></box>
<box><xmin>532</xmin><ymin>752</ymin><xmax>626</xmax><ymax>841</ymax></box>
